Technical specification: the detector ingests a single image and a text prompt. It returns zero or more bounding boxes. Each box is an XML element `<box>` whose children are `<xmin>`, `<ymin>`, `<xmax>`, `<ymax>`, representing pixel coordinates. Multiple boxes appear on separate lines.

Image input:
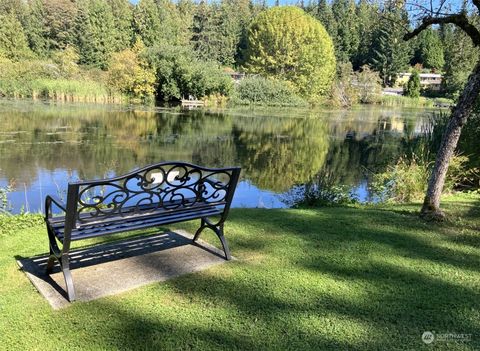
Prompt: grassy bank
<box><xmin>0</xmin><ymin>78</ymin><xmax>124</xmax><ymax>104</ymax></box>
<box><xmin>0</xmin><ymin>193</ymin><xmax>479</xmax><ymax>350</ymax></box>
<box><xmin>379</xmin><ymin>95</ymin><xmax>453</xmax><ymax>108</ymax></box>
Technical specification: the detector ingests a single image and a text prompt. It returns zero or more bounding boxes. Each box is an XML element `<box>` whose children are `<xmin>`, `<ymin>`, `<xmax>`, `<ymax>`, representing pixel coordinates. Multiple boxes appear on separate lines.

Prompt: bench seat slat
<box><xmin>52</xmin><ymin>207</ymin><xmax>222</xmax><ymax>242</ymax></box>
<box><xmin>47</xmin><ymin>198</ymin><xmax>226</xmax><ymax>226</ymax></box>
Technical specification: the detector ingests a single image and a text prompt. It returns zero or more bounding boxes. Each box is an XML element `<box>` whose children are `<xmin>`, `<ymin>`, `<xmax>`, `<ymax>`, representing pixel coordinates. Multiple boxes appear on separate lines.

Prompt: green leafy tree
<box><xmin>51</xmin><ymin>45</ymin><xmax>80</xmax><ymax>77</ymax></box>
<box><xmin>38</xmin><ymin>0</ymin><xmax>78</xmax><ymax>51</ymax></box>
<box><xmin>0</xmin><ymin>13</ymin><xmax>32</xmax><ymax>61</ymax></box>
<box><xmin>244</xmin><ymin>6</ymin><xmax>336</xmax><ymax>99</ymax></box>
<box><xmin>404</xmin><ymin>70</ymin><xmax>421</xmax><ymax>98</ymax></box>
<box><xmin>133</xmin><ymin>0</ymin><xmax>162</xmax><ymax>47</ymax></box>
<box><xmin>107</xmin><ymin>39</ymin><xmax>156</xmax><ymax>100</ymax></box>
<box><xmin>331</xmin><ymin>0</ymin><xmax>358</xmax><ymax>63</ymax></box>
<box><xmin>74</xmin><ymin>0</ymin><xmax>117</xmax><ymax>69</ymax></box>
<box><xmin>144</xmin><ymin>45</ymin><xmax>233</xmax><ymax>101</ymax></box>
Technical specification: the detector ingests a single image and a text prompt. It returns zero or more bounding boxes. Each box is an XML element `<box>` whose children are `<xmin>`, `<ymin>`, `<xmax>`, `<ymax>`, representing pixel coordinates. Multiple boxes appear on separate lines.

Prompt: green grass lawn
<box><xmin>0</xmin><ymin>193</ymin><xmax>479</xmax><ymax>350</ymax></box>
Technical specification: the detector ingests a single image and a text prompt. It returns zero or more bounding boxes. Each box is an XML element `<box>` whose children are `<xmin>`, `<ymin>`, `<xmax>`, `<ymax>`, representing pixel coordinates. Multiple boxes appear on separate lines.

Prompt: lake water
<box><xmin>0</xmin><ymin>100</ymin><xmax>438</xmax><ymax>213</ymax></box>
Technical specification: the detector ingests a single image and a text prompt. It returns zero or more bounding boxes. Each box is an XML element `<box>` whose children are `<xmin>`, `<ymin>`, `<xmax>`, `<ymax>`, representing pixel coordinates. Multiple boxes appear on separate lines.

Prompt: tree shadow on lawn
<box><xmin>74</xmin><ymin>297</ymin><xmax>365</xmax><ymax>351</ymax></box>
<box><xmin>228</xmin><ymin>208</ymin><xmax>480</xmax><ymax>274</ymax></box>
<box><xmin>79</xmin><ymin>206</ymin><xmax>479</xmax><ymax>350</ymax></box>
<box><xmin>83</xmin><ymin>258</ymin><xmax>479</xmax><ymax>350</ymax></box>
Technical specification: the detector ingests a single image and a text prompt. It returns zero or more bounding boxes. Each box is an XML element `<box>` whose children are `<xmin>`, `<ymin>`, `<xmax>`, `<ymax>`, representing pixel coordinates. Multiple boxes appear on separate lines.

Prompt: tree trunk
<box><xmin>421</xmin><ymin>61</ymin><xmax>480</xmax><ymax>219</ymax></box>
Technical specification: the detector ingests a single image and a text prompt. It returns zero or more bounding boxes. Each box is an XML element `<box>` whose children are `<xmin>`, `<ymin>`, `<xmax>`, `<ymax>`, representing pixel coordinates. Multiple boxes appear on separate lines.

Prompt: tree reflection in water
<box><xmin>0</xmin><ymin>101</ymin><xmax>436</xmax><ymax>212</ymax></box>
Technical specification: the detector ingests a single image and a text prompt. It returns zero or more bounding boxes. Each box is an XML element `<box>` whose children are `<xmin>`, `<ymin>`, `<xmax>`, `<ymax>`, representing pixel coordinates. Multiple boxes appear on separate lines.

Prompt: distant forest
<box><xmin>0</xmin><ymin>0</ymin><xmax>477</xmax><ymax>103</ymax></box>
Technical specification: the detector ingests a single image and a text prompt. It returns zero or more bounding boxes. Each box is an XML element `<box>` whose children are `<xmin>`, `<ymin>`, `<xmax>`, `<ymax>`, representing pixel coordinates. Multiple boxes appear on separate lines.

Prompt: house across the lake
<box><xmin>397</xmin><ymin>72</ymin><xmax>443</xmax><ymax>91</ymax></box>
<box><xmin>226</xmin><ymin>71</ymin><xmax>246</xmax><ymax>83</ymax></box>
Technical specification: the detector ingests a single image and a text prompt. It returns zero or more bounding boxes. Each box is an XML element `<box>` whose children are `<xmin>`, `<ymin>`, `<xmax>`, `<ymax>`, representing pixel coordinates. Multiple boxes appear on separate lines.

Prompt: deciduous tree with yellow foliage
<box><xmin>244</xmin><ymin>6</ymin><xmax>336</xmax><ymax>101</ymax></box>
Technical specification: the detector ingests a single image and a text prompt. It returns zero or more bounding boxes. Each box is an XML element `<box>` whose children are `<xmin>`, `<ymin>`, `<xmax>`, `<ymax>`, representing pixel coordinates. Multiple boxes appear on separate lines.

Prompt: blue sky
<box><xmin>129</xmin><ymin>0</ymin><xmax>466</xmax><ymax>12</ymax></box>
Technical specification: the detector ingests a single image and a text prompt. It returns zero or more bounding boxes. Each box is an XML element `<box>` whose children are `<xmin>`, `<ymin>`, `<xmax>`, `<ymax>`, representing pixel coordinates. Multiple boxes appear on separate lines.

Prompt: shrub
<box><xmin>51</xmin><ymin>46</ymin><xmax>81</xmax><ymax>78</ymax></box>
<box><xmin>232</xmin><ymin>76</ymin><xmax>306</xmax><ymax>107</ymax></box>
<box><xmin>445</xmin><ymin>154</ymin><xmax>480</xmax><ymax>190</ymax></box>
<box><xmin>144</xmin><ymin>45</ymin><xmax>233</xmax><ymax>101</ymax></box>
<box><xmin>371</xmin><ymin>154</ymin><xmax>478</xmax><ymax>203</ymax></box>
<box><xmin>355</xmin><ymin>65</ymin><xmax>382</xmax><ymax>104</ymax></box>
<box><xmin>0</xmin><ymin>214</ymin><xmax>44</xmax><ymax>236</ymax></box>
<box><xmin>404</xmin><ymin>70</ymin><xmax>421</xmax><ymax>98</ymax></box>
<box><xmin>330</xmin><ymin>62</ymin><xmax>358</xmax><ymax>107</ymax></box>
<box><xmin>0</xmin><ymin>182</ymin><xmax>14</xmax><ymax>215</ymax></box>
<box><xmin>371</xmin><ymin>155</ymin><xmax>429</xmax><ymax>203</ymax></box>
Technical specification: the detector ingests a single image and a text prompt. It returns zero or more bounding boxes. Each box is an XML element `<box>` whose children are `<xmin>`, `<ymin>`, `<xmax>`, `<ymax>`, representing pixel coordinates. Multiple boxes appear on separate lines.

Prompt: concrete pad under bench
<box><xmin>17</xmin><ymin>230</ymin><xmax>230</xmax><ymax>309</ymax></box>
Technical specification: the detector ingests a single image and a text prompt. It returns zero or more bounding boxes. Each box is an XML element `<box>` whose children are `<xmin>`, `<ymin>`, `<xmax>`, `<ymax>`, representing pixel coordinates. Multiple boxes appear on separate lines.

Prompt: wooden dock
<box><xmin>181</xmin><ymin>99</ymin><xmax>205</xmax><ymax>108</ymax></box>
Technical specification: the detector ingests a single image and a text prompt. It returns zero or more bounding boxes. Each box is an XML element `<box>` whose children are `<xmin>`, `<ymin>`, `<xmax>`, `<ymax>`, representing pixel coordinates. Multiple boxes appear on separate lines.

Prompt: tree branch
<box><xmin>473</xmin><ymin>0</ymin><xmax>480</xmax><ymax>13</ymax></box>
<box><xmin>403</xmin><ymin>13</ymin><xmax>480</xmax><ymax>46</ymax></box>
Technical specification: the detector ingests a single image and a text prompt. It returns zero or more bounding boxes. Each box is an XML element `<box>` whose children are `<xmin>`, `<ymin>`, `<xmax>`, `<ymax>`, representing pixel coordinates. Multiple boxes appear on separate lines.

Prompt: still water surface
<box><xmin>0</xmin><ymin>100</ymin><xmax>437</xmax><ymax>212</ymax></box>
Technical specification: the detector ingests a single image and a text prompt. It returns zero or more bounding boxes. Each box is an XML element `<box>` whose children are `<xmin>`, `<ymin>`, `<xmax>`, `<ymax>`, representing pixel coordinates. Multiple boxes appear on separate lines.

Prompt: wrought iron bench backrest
<box><xmin>64</xmin><ymin>162</ymin><xmax>241</xmax><ymax>228</ymax></box>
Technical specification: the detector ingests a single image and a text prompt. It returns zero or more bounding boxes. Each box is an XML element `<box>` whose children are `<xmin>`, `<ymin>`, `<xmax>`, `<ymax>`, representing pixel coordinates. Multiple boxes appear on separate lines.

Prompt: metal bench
<box><xmin>44</xmin><ymin>162</ymin><xmax>241</xmax><ymax>301</ymax></box>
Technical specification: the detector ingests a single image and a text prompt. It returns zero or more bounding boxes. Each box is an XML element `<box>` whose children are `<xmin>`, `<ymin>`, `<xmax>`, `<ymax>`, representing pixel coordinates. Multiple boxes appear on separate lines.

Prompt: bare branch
<box><xmin>404</xmin><ymin>13</ymin><xmax>480</xmax><ymax>46</ymax></box>
<box><xmin>473</xmin><ymin>0</ymin><xmax>480</xmax><ymax>13</ymax></box>
<box><xmin>405</xmin><ymin>1</ymin><xmax>455</xmax><ymax>17</ymax></box>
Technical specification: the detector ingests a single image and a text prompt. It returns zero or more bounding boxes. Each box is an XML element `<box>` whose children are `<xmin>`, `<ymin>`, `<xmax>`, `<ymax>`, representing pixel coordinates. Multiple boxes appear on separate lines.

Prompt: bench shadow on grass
<box><xmin>16</xmin><ymin>230</ymin><xmax>226</xmax><ymax>302</ymax></box>
<box><xmin>70</xmin><ymin>210</ymin><xmax>480</xmax><ymax>350</ymax></box>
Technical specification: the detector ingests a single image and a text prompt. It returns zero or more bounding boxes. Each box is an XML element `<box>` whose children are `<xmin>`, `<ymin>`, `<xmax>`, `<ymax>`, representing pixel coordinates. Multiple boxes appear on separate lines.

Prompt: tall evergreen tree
<box><xmin>415</xmin><ymin>28</ymin><xmax>445</xmax><ymax>71</ymax></box>
<box><xmin>0</xmin><ymin>0</ymin><xmax>27</xmax><ymax>18</ymax></box>
<box><xmin>107</xmin><ymin>0</ymin><xmax>133</xmax><ymax>51</ymax></box>
<box><xmin>315</xmin><ymin>0</ymin><xmax>337</xmax><ymax>40</ymax></box>
<box><xmin>25</xmin><ymin>0</ymin><xmax>49</xmax><ymax>56</ymax></box>
<box><xmin>177</xmin><ymin>0</ymin><xmax>195</xmax><ymax>43</ymax></box>
<box><xmin>156</xmin><ymin>0</ymin><xmax>189</xmax><ymax>46</ymax></box>
<box><xmin>441</xmin><ymin>23</ymin><xmax>479</xmax><ymax>98</ymax></box>
<box><xmin>405</xmin><ymin>70</ymin><xmax>421</xmax><ymax>98</ymax></box>
<box><xmin>133</xmin><ymin>0</ymin><xmax>162</xmax><ymax>47</ymax></box>
<box><xmin>74</xmin><ymin>0</ymin><xmax>117</xmax><ymax>69</ymax></box>
<box><xmin>191</xmin><ymin>1</ymin><xmax>221</xmax><ymax>61</ymax></box>
<box><xmin>369</xmin><ymin>8</ymin><xmax>410</xmax><ymax>86</ymax></box>
<box><xmin>0</xmin><ymin>13</ymin><xmax>32</xmax><ymax>60</ymax></box>
<box><xmin>331</xmin><ymin>0</ymin><xmax>358</xmax><ymax>63</ymax></box>
<box><xmin>353</xmin><ymin>0</ymin><xmax>378</xmax><ymax>69</ymax></box>
<box><xmin>215</xmin><ymin>0</ymin><xmax>251</xmax><ymax>66</ymax></box>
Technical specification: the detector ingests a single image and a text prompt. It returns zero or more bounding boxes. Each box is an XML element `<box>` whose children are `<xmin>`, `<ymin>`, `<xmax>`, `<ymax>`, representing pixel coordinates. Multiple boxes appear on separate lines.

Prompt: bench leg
<box><xmin>46</xmin><ymin>226</ymin><xmax>58</xmax><ymax>274</ymax></box>
<box><xmin>216</xmin><ymin>224</ymin><xmax>232</xmax><ymax>261</ymax></box>
<box><xmin>46</xmin><ymin>254</ymin><xmax>56</xmax><ymax>274</ymax></box>
<box><xmin>60</xmin><ymin>255</ymin><xmax>76</xmax><ymax>302</ymax></box>
<box><xmin>193</xmin><ymin>218</ymin><xmax>207</xmax><ymax>242</ymax></box>
<box><xmin>193</xmin><ymin>220</ymin><xmax>231</xmax><ymax>260</ymax></box>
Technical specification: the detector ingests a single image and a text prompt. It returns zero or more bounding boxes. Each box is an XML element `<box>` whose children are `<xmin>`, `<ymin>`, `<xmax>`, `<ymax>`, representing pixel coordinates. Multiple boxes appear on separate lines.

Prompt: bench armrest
<box><xmin>45</xmin><ymin>195</ymin><xmax>67</xmax><ymax>218</ymax></box>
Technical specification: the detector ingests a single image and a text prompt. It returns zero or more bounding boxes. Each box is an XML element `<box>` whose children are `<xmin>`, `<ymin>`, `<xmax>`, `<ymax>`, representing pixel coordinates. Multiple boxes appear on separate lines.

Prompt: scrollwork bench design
<box><xmin>44</xmin><ymin>162</ymin><xmax>241</xmax><ymax>302</ymax></box>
